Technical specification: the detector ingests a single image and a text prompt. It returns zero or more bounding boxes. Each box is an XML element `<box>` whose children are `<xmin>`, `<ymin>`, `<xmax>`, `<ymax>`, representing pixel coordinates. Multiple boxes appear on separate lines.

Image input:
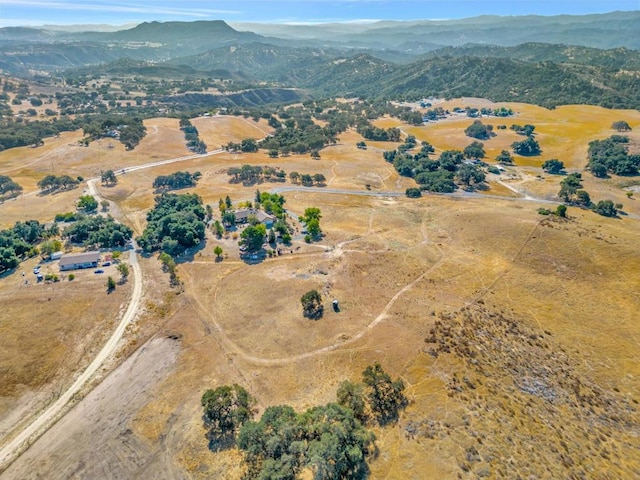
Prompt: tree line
<box><xmin>179</xmin><ymin>117</ymin><xmax>207</xmax><ymax>154</ymax></box>
<box><xmin>37</xmin><ymin>174</ymin><xmax>81</xmax><ymax>193</ymax></box>
<box><xmin>153</xmin><ymin>171</ymin><xmax>201</xmax><ymax>192</ymax></box>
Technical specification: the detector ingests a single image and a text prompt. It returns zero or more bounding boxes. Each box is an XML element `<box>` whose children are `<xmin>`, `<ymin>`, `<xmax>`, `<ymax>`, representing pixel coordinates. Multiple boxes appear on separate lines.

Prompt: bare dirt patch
<box><xmin>1</xmin><ymin>336</ymin><xmax>183</xmax><ymax>480</ymax></box>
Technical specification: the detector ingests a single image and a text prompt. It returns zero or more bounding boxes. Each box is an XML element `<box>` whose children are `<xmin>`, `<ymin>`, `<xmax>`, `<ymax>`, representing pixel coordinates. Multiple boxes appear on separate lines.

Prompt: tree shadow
<box><xmin>241</xmin><ymin>248</ymin><xmax>266</xmax><ymax>265</ymax></box>
<box><xmin>174</xmin><ymin>242</ymin><xmax>207</xmax><ymax>264</ymax></box>
<box><xmin>206</xmin><ymin>431</ymin><xmax>236</xmax><ymax>452</ymax></box>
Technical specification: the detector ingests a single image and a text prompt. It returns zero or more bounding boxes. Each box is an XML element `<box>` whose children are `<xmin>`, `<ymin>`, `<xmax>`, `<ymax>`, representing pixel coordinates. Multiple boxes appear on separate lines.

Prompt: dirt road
<box><xmin>0</xmin><ymin>231</ymin><xmax>143</xmax><ymax>473</ymax></box>
<box><xmin>0</xmin><ymin>337</ymin><xmax>184</xmax><ymax>480</ymax></box>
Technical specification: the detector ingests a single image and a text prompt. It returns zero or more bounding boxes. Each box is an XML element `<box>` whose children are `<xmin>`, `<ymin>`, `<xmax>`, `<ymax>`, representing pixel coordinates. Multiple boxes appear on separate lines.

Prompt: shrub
<box><xmin>301</xmin><ymin>289</ymin><xmax>323</xmax><ymax>319</ymax></box>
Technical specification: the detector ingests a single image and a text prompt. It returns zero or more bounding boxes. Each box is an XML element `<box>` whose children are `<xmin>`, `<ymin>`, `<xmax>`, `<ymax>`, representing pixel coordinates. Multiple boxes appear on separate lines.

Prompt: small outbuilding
<box><xmin>59</xmin><ymin>251</ymin><xmax>101</xmax><ymax>271</ymax></box>
<box><xmin>332</xmin><ymin>299</ymin><xmax>340</xmax><ymax>312</ymax></box>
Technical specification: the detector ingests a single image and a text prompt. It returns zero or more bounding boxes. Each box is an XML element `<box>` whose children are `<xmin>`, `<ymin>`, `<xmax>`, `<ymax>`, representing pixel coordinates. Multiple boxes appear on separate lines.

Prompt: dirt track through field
<box><xmin>3</xmin><ymin>120</ymin><xmax>640</xmax><ymax>473</ymax></box>
<box><xmin>0</xmin><ymin>180</ymin><xmax>144</xmax><ymax>473</ymax></box>
<box><xmin>0</xmin><ymin>244</ymin><xmax>142</xmax><ymax>472</ymax></box>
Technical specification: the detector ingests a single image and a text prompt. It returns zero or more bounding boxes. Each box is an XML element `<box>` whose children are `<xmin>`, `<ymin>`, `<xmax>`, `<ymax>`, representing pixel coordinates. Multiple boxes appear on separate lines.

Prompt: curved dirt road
<box><xmin>0</xmin><ymin>248</ymin><xmax>142</xmax><ymax>471</ymax></box>
<box><xmin>0</xmin><ymin>206</ymin><xmax>142</xmax><ymax>473</ymax></box>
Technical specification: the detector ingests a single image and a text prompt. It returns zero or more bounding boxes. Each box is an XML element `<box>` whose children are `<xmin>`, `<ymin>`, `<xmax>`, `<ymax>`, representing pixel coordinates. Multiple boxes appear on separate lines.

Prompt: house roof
<box><xmin>234</xmin><ymin>208</ymin><xmax>276</xmax><ymax>223</ymax></box>
<box><xmin>58</xmin><ymin>251</ymin><xmax>101</xmax><ymax>267</ymax></box>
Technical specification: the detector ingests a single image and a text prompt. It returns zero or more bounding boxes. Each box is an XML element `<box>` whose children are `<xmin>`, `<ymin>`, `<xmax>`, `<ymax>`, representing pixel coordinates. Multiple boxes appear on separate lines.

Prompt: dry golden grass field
<box><xmin>0</xmin><ymin>254</ymin><xmax>132</xmax><ymax>443</ymax></box>
<box><xmin>1</xmin><ymin>100</ymin><xmax>639</xmax><ymax>479</ymax></box>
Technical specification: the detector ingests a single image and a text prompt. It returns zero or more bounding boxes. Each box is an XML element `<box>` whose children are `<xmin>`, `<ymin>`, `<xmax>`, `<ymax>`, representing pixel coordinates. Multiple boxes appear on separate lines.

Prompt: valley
<box><xmin>0</xmin><ymin>10</ymin><xmax>640</xmax><ymax>480</ymax></box>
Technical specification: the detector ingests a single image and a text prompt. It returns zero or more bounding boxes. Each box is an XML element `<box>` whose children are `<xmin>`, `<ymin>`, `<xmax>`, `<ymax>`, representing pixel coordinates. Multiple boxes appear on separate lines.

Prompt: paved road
<box><xmin>270</xmin><ymin>185</ymin><xmax>561</xmax><ymax>205</ymax></box>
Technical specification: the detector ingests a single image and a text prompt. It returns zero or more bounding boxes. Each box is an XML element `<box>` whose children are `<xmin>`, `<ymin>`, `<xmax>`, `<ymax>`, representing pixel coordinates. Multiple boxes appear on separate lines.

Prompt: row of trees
<box><xmin>179</xmin><ymin>117</ymin><xmax>207</xmax><ymax>154</ymax></box>
<box><xmin>289</xmin><ymin>171</ymin><xmax>326</xmax><ymax>186</ymax></box>
<box><xmin>226</xmin><ymin>165</ymin><xmax>327</xmax><ymax>187</ymax></box>
<box><xmin>153</xmin><ymin>171</ymin><xmax>201</xmax><ymax>192</ymax></box>
<box><xmin>201</xmin><ymin>363</ymin><xmax>406</xmax><ymax>478</ymax></box>
<box><xmin>224</xmin><ymin>138</ymin><xmax>258</xmax><ymax>153</ymax></box>
<box><xmin>227</xmin><ymin>164</ymin><xmax>286</xmax><ymax>185</ymax></box>
<box><xmin>37</xmin><ymin>174</ymin><xmax>81</xmax><ymax>193</ymax></box>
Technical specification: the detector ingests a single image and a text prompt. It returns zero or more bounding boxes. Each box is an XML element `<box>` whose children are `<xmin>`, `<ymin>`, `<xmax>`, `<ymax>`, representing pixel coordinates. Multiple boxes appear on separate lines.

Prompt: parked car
<box><xmin>94</xmin><ymin>269</ymin><xmax>104</xmax><ymax>274</ymax></box>
<box><xmin>102</xmin><ymin>261</ymin><xmax>111</xmax><ymax>266</ymax></box>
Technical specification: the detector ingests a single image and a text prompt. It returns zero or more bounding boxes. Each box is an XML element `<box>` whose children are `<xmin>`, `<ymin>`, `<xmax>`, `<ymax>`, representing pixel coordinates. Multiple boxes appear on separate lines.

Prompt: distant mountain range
<box><xmin>231</xmin><ymin>11</ymin><xmax>640</xmax><ymax>51</ymax></box>
<box><xmin>1</xmin><ymin>13</ymin><xmax>640</xmax><ymax>109</ymax></box>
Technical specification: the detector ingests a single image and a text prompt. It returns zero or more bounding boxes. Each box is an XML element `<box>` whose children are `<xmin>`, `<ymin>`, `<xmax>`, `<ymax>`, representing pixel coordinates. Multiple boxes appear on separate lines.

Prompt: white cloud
<box><xmin>0</xmin><ymin>1</ymin><xmax>240</xmax><ymax>18</ymax></box>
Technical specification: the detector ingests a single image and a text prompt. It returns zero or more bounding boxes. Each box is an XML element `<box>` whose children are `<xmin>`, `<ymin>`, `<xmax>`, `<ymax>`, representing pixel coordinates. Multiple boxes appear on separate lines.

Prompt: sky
<box><xmin>1</xmin><ymin>0</ymin><xmax>639</xmax><ymax>27</ymax></box>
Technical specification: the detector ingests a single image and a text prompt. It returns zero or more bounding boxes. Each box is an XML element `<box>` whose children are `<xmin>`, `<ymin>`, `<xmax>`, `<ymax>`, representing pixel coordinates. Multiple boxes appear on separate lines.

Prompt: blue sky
<box><xmin>1</xmin><ymin>0</ymin><xmax>639</xmax><ymax>27</ymax></box>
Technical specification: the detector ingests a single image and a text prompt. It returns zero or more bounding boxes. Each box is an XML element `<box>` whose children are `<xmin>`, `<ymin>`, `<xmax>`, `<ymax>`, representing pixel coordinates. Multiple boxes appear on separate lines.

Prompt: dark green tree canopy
<box><xmin>240</xmin><ymin>224</ymin><xmax>266</xmax><ymax>253</ymax></box>
<box><xmin>238</xmin><ymin>403</ymin><xmax>374</xmax><ymax>480</ymax></box>
<box><xmin>153</xmin><ymin>171</ymin><xmax>200</xmax><ymax>192</ymax></box>
<box><xmin>464</xmin><ymin>120</ymin><xmax>494</xmax><ymax>140</ymax></box>
<box><xmin>362</xmin><ymin>362</ymin><xmax>408</xmax><ymax>425</ymax></box>
<box><xmin>542</xmin><ymin>159</ymin><xmax>565</xmax><ymax>174</ymax></box>
<box><xmin>63</xmin><ymin>215</ymin><xmax>133</xmax><ymax>248</ymax></box>
<box><xmin>512</xmin><ymin>137</ymin><xmax>541</xmax><ymax>156</ymax></box>
<box><xmin>463</xmin><ymin>141</ymin><xmax>486</xmax><ymax>159</ymax></box>
<box><xmin>496</xmin><ymin>149</ymin><xmax>513</xmax><ymax>164</ymax></box>
<box><xmin>593</xmin><ymin>199</ymin><xmax>618</xmax><ymax>217</ymax></box>
<box><xmin>202</xmin><ymin>384</ymin><xmax>255</xmax><ymax>451</ymax></box>
<box><xmin>611</xmin><ymin>120</ymin><xmax>632</xmax><ymax>132</ymax></box>
<box><xmin>587</xmin><ymin>135</ymin><xmax>639</xmax><ymax>177</ymax></box>
<box><xmin>136</xmin><ymin>193</ymin><xmax>206</xmax><ymax>255</ymax></box>
<box><xmin>301</xmin><ymin>289</ymin><xmax>323</xmax><ymax>319</ymax></box>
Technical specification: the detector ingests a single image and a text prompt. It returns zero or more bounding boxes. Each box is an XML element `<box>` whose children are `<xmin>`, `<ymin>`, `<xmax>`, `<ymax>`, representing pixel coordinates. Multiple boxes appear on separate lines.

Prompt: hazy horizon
<box><xmin>1</xmin><ymin>0</ymin><xmax>639</xmax><ymax>28</ymax></box>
